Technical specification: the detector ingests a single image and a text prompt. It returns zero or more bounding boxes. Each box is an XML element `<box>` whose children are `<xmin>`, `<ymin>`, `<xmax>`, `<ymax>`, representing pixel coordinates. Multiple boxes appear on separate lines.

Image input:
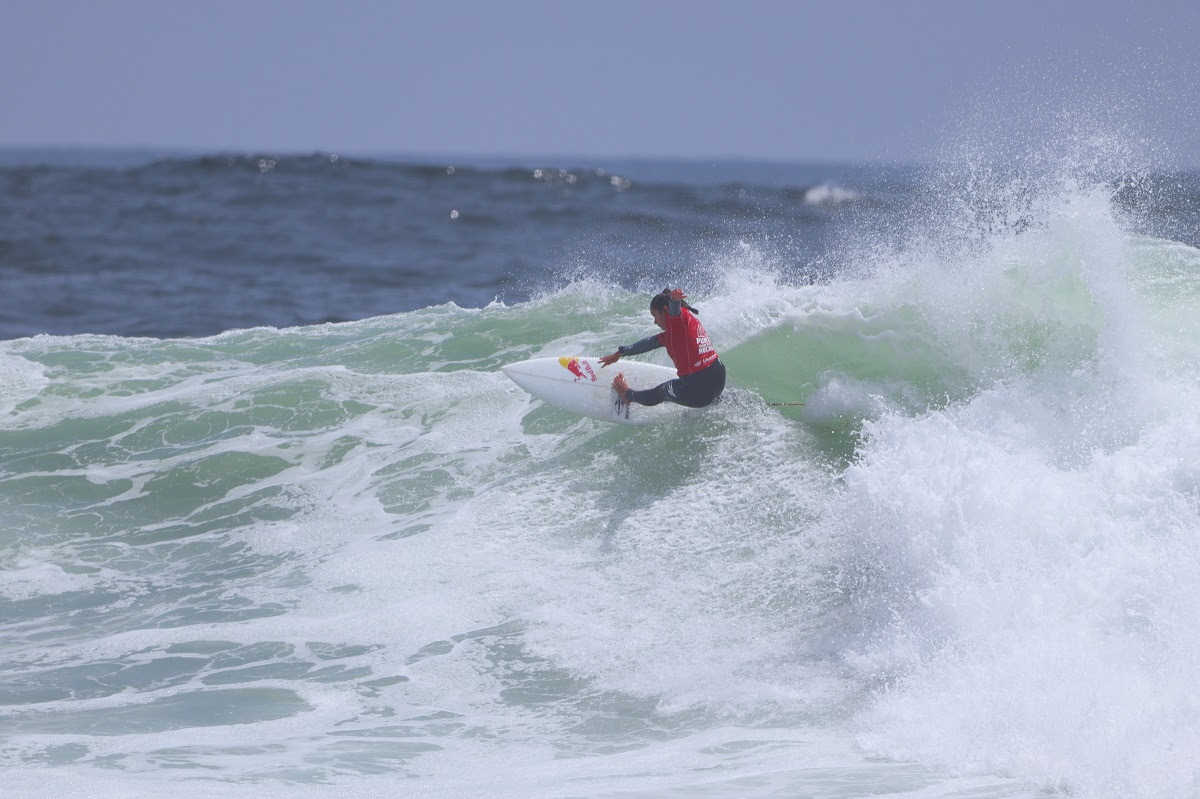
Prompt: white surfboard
<box><xmin>502</xmin><ymin>356</ymin><xmax>680</xmax><ymax>425</ymax></box>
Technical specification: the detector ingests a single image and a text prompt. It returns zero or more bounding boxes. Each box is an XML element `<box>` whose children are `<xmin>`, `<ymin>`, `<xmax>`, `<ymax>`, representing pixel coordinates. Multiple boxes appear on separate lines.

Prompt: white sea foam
<box><xmin>802</xmin><ymin>182</ymin><xmax>861</xmax><ymax>205</ymax></box>
<box><xmin>0</xmin><ymin>558</ymin><xmax>96</xmax><ymax>600</ymax></box>
<box><xmin>825</xmin><ymin>177</ymin><xmax>1200</xmax><ymax>796</ymax></box>
<box><xmin>0</xmin><ymin>353</ymin><xmax>48</xmax><ymax>416</ymax></box>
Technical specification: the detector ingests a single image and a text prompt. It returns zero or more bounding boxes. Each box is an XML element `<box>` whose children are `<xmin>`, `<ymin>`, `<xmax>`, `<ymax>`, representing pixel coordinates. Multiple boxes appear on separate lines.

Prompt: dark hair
<box><xmin>650</xmin><ymin>289</ymin><xmax>698</xmax><ymax>314</ymax></box>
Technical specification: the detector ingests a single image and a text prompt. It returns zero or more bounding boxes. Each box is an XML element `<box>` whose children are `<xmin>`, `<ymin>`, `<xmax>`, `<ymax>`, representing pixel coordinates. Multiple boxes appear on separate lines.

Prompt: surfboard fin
<box><xmin>614</xmin><ymin>392</ymin><xmax>631</xmax><ymax>420</ymax></box>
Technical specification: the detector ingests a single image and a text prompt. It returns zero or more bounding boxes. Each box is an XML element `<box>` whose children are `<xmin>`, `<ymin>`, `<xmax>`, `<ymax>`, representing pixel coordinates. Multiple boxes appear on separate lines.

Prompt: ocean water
<box><xmin>2</xmin><ymin>145</ymin><xmax>1200</xmax><ymax>799</ymax></box>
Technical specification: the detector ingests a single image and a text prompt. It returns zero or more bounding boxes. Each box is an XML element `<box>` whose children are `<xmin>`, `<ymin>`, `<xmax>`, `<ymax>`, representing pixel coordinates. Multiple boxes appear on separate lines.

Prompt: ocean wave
<box><xmin>3</xmin><ymin>146</ymin><xmax>1200</xmax><ymax>796</ymax></box>
<box><xmin>798</xmin><ymin>182</ymin><xmax>863</xmax><ymax>205</ymax></box>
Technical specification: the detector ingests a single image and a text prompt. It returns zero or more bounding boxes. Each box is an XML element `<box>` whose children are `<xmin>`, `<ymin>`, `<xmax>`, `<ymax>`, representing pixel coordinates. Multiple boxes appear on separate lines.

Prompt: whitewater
<box><xmin>3</xmin><ymin>148</ymin><xmax>1200</xmax><ymax>799</ymax></box>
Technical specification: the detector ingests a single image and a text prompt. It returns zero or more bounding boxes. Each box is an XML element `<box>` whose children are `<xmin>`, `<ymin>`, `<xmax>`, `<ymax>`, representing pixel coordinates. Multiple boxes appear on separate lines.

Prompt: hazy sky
<box><xmin>3</xmin><ymin>0</ymin><xmax>1198</xmax><ymax>166</ymax></box>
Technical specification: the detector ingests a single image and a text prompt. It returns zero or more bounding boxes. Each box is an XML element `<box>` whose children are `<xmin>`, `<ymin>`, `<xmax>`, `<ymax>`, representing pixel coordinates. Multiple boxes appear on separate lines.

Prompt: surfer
<box><xmin>600</xmin><ymin>288</ymin><xmax>726</xmax><ymax>408</ymax></box>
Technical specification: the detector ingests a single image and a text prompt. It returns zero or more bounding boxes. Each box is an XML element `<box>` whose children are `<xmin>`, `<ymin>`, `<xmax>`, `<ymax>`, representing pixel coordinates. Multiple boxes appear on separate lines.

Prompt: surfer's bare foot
<box><xmin>612</xmin><ymin>373</ymin><xmax>629</xmax><ymax>397</ymax></box>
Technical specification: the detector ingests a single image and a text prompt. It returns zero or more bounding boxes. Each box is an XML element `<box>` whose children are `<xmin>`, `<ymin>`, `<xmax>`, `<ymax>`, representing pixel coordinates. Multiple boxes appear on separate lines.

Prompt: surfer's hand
<box><xmin>669</xmin><ymin>288</ymin><xmax>686</xmax><ymax>301</ymax></box>
<box><xmin>599</xmin><ymin>351</ymin><xmax>622</xmax><ymax>367</ymax></box>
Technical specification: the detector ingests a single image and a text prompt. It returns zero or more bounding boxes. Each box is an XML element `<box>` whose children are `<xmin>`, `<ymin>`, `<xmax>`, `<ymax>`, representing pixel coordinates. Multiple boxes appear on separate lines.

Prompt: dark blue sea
<box><xmin>0</xmin><ymin>150</ymin><xmax>941</xmax><ymax>338</ymax></box>
<box><xmin>3</xmin><ymin>146</ymin><xmax>1200</xmax><ymax>799</ymax></box>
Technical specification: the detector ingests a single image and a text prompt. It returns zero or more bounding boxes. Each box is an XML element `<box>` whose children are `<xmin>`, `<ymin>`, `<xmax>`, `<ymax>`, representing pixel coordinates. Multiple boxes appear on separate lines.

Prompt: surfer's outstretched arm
<box><xmin>599</xmin><ymin>335</ymin><xmax>663</xmax><ymax>367</ymax></box>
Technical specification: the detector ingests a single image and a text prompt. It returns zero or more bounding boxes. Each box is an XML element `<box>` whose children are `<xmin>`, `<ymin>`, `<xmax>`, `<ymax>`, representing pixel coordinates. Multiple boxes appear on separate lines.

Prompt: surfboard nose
<box><xmin>500</xmin><ymin>362</ymin><xmax>526</xmax><ymax>388</ymax></box>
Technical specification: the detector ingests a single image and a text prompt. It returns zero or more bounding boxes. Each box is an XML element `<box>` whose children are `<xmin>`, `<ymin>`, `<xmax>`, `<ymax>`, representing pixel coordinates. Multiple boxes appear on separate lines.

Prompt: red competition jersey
<box><xmin>657</xmin><ymin>307</ymin><xmax>718</xmax><ymax>376</ymax></box>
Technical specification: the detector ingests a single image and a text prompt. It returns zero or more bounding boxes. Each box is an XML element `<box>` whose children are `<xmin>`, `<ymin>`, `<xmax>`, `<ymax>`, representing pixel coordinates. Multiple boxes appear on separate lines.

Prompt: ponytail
<box><xmin>650</xmin><ymin>288</ymin><xmax>699</xmax><ymax>314</ymax></box>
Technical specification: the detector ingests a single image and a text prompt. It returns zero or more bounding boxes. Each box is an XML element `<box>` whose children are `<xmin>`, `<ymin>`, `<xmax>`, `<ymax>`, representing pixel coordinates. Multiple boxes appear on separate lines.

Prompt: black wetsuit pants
<box><xmin>629</xmin><ymin>359</ymin><xmax>726</xmax><ymax>408</ymax></box>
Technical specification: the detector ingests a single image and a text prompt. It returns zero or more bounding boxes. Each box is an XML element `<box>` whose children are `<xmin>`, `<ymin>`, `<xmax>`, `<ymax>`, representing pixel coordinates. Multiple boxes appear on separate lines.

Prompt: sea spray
<box><xmin>833</xmin><ymin>158</ymin><xmax>1200</xmax><ymax>796</ymax></box>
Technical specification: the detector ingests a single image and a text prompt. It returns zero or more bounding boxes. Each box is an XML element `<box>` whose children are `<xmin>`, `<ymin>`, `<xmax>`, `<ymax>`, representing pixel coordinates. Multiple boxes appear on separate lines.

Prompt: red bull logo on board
<box><xmin>558</xmin><ymin>356</ymin><xmax>596</xmax><ymax>382</ymax></box>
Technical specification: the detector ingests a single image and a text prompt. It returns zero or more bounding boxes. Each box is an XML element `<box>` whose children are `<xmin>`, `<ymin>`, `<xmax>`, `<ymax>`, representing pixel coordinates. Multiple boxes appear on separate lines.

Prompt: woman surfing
<box><xmin>600</xmin><ymin>288</ymin><xmax>726</xmax><ymax>409</ymax></box>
